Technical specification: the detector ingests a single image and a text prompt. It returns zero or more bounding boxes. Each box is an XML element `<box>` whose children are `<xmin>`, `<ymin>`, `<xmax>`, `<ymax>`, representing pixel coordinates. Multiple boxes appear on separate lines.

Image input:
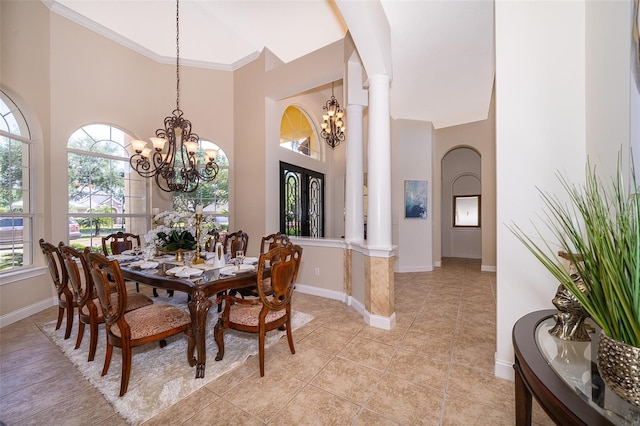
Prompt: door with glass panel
<box><xmin>280</xmin><ymin>162</ymin><xmax>324</xmax><ymax>237</ymax></box>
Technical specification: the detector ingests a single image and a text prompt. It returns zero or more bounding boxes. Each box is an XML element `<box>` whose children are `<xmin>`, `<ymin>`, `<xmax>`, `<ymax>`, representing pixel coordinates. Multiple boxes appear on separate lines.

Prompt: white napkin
<box><xmin>166</xmin><ymin>266</ymin><xmax>203</xmax><ymax>278</ymax></box>
<box><xmin>107</xmin><ymin>254</ymin><xmax>135</xmax><ymax>262</ymax></box>
<box><xmin>219</xmin><ymin>264</ymin><xmax>254</xmax><ymax>276</ymax></box>
<box><xmin>243</xmin><ymin>257</ymin><xmax>259</xmax><ymax>265</ymax></box>
<box><xmin>129</xmin><ymin>260</ymin><xmax>159</xmax><ymax>269</ymax></box>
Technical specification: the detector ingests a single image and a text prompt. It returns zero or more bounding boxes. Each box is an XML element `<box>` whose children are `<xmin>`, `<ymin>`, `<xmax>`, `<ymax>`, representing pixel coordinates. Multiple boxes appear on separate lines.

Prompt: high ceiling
<box><xmin>45</xmin><ymin>0</ymin><xmax>494</xmax><ymax>129</ymax></box>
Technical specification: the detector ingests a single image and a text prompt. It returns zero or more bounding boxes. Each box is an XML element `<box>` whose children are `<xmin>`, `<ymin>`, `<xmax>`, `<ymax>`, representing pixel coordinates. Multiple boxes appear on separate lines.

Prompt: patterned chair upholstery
<box><xmin>86</xmin><ymin>251</ymin><xmax>194</xmax><ymax>396</ymax></box>
<box><xmin>59</xmin><ymin>244</ymin><xmax>153</xmax><ymax>362</ymax></box>
<box><xmin>214</xmin><ymin>245</ymin><xmax>302</xmax><ymax>376</ymax></box>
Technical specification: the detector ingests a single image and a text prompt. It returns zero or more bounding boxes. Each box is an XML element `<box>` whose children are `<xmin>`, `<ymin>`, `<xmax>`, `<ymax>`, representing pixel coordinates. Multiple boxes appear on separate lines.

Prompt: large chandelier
<box><xmin>320</xmin><ymin>82</ymin><xmax>346</xmax><ymax>148</ymax></box>
<box><xmin>129</xmin><ymin>0</ymin><xmax>218</xmax><ymax>193</ymax></box>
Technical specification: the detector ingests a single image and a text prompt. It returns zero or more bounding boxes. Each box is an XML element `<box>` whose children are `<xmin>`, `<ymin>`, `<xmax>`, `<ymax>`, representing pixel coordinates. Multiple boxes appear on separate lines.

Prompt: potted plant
<box><xmin>510</xmin><ymin>158</ymin><xmax>640</xmax><ymax>406</ymax></box>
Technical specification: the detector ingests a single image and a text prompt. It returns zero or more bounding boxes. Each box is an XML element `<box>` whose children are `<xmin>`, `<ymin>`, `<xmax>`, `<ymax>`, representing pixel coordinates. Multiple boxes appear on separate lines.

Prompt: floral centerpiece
<box><xmin>144</xmin><ymin>210</ymin><xmax>220</xmax><ymax>258</ymax></box>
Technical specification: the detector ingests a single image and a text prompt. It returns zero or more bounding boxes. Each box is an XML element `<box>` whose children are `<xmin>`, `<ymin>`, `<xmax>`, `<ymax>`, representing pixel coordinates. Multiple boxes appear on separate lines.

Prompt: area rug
<box><xmin>38</xmin><ymin>292</ymin><xmax>313</xmax><ymax>425</ymax></box>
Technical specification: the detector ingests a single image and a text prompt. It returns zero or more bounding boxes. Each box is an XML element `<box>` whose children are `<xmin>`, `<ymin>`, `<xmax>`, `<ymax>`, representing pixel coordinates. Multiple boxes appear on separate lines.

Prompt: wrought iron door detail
<box><xmin>280</xmin><ymin>162</ymin><xmax>324</xmax><ymax>237</ymax></box>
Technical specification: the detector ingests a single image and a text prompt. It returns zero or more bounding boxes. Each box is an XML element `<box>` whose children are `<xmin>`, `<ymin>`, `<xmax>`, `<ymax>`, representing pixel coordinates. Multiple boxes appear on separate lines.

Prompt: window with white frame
<box><xmin>279</xmin><ymin>106</ymin><xmax>321</xmax><ymax>160</ymax></box>
<box><xmin>67</xmin><ymin>124</ymin><xmax>149</xmax><ymax>252</ymax></box>
<box><xmin>172</xmin><ymin>141</ymin><xmax>229</xmax><ymax>232</ymax></box>
<box><xmin>0</xmin><ymin>89</ymin><xmax>34</xmax><ymax>272</ymax></box>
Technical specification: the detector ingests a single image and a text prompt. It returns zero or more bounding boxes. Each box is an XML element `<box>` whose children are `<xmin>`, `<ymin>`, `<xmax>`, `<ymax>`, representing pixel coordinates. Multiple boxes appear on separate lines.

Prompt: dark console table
<box><xmin>512</xmin><ymin>309</ymin><xmax>639</xmax><ymax>425</ymax></box>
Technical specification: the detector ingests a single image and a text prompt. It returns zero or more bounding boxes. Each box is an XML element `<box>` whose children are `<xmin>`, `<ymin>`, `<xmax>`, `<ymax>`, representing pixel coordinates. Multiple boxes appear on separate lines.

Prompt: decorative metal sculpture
<box><xmin>548</xmin><ymin>251</ymin><xmax>594</xmax><ymax>341</ymax></box>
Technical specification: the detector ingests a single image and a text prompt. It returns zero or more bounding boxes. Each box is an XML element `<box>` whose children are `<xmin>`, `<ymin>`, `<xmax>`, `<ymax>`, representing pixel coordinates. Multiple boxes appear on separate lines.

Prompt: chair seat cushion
<box><xmin>111</xmin><ymin>304</ymin><xmax>190</xmax><ymax>339</ymax></box>
<box><xmin>82</xmin><ymin>293</ymin><xmax>152</xmax><ymax>318</ymax></box>
<box><xmin>229</xmin><ymin>303</ymin><xmax>286</xmax><ymax>327</ymax></box>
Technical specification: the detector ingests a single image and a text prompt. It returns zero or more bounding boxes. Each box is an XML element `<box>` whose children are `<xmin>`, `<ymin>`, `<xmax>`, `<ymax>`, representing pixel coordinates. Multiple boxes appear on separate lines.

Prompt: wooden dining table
<box><xmin>119</xmin><ymin>260</ymin><xmax>259</xmax><ymax>379</ymax></box>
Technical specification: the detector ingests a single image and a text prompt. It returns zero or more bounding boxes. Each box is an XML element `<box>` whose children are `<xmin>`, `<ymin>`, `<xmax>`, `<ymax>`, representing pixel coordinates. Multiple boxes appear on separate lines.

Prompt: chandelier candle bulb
<box><xmin>196</xmin><ymin>205</ymin><xmax>203</xmax><ymax>215</ymax></box>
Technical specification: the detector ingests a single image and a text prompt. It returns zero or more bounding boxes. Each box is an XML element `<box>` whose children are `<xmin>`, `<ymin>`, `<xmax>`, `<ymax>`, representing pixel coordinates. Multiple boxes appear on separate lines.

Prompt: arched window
<box><xmin>67</xmin><ymin>124</ymin><xmax>148</xmax><ymax>250</ymax></box>
<box><xmin>0</xmin><ymin>89</ymin><xmax>34</xmax><ymax>272</ymax></box>
<box><xmin>172</xmin><ymin>141</ymin><xmax>229</xmax><ymax>232</ymax></box>
<box><xmin>280</xmin><ymin>106</ymin><xmax>321</xmax><ymax>160</ymax></box>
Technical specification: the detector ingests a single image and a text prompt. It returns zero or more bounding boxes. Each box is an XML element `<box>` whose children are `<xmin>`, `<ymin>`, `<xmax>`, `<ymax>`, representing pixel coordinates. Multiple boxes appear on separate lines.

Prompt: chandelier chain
<box><xmin>128</xmin><ymin>0</ymin><xmax>219</xmax><ymax>193</ymax></box>
<box><xmin>175</xmin><ymin>0</ymin><xmax>180</xmax><ymax>111</ymax></box>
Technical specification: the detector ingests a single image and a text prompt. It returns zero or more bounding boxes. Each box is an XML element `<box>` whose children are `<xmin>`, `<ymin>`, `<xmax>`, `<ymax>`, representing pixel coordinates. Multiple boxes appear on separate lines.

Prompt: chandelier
<box><xmin>129</xmin><ymin>0</ymin><xmax>218</xmax><ymax>193</ymax></box>
<box><xmin>320</xmin><ymin>82</ymin><xmax>346</xmax><ymax>148</ymax></box>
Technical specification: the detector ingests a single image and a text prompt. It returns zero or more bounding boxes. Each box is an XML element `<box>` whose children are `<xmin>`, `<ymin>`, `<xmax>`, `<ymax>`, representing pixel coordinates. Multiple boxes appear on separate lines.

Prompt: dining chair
<box><xmin>234</xmin><ymin>232</ymin><xmax>292</xmax><ymax>299</ymax></box>
<box><xmin>101</xmin><ymin>231</ymin><xmax>171</xmax><ymax>297</ymax></box>
<box><xmin>259</xmin><ymin>232</ymin><xmax>291</xmax><ymax>254</ymax></box>
<box><xmin>39</xmin><ymin>239</ymin><xmax>75</xmax><ymax>340</ymax></box>
<box><xmin>224</xmin><ymin>230</ymin><xmax>249</xmax><ymax>257</ymax></box>
<box><xmin>59</xmin><ymin>244</ymin><xmax>154</xmax><ymax>362</ymax></box>
<box><xmin>101</xmin><ymin>232</ymin><xmax>140</xmax><ymax>257</ymax></box>
<box><xmin>214</xmin><ymin>245</ymin><xmax>303</xmax><ymax>376</ymax></box>
<box><xmin>204</xmin><ymin>230</ymin><xmax>220</xmax><ymax>252</ymax></box>
<box><xmin>85</xmin><ymin>251</ymin><xmax>194</xmax><ymax>396</ymax></box>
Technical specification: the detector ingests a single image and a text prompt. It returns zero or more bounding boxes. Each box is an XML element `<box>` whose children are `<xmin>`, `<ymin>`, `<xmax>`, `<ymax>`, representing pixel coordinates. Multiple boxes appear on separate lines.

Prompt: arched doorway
<box><xmin>441</xmin><ymin>147</ymin><xmax>482</xmax><ymax>259</ymax></box>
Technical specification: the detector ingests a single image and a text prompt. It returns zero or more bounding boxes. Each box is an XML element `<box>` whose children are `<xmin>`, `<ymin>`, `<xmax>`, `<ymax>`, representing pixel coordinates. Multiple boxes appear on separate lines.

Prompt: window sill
<box><xmin>0</xmin><ymin>266</ymin><xmax>47</xmax><ymax>285</ymax></box>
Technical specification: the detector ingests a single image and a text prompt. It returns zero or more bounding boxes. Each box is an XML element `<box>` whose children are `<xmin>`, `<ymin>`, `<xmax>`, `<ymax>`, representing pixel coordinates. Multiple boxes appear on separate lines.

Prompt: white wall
<box><xmin>392</xmin><ymin>119</ymin><xmax>434</xmax><ymax>272</ymax></box>
<box><xmin>495</xmin><ymin>0</ymin><xmax>632</xmax><ymax>380</ymax></box>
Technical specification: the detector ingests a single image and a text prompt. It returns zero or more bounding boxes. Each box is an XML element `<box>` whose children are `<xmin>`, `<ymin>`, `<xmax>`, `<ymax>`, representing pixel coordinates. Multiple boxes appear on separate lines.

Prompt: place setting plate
<box><xmin>219</xmin><ymin>264</ymin><xmax>255</xmax><ymax>276</ymax></box>
<box><xmin>165</xmin><ymin>266</ymin><xmax>204</xmax><ymax>278</ymax></box>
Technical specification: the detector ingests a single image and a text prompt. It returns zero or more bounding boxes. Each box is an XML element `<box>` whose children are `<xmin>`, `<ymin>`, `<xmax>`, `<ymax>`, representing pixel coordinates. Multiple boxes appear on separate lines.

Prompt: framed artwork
<box><xmin>404</xmin><ymin>180</ymin><xmax>428</xmax><ymax>219</ymax></box>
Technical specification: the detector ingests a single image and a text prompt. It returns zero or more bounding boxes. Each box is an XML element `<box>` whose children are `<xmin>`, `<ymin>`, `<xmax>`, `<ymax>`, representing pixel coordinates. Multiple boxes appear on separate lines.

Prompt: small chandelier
<box><xmin>129</xmin><ymin>0</ymin><xmax>218</xmax><ymax>193</ymax></box>
<box><xmin>320</xmin><ymin>82</ymin><xmax>346</xmax><ymax>148</ymax></box>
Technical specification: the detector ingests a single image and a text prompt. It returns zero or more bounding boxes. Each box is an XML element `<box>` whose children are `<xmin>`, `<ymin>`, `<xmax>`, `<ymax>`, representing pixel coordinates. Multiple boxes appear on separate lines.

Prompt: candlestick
<box><xmin>193</xmin><ymin>212</ymin><xmax>205</xmax><ymax>264</ymax></box>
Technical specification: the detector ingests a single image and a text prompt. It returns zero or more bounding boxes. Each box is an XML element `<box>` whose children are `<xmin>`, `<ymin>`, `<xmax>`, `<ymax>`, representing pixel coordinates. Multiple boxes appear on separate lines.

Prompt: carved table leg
<box><xmin>187</xmin><ymin>288</ymin><xmax>212</xmax><ymax>379</ymax></box>
<box><xmin>214</xmin><ymin>317</ymin><xmax>225</xmax><ymax>361</ymax></box>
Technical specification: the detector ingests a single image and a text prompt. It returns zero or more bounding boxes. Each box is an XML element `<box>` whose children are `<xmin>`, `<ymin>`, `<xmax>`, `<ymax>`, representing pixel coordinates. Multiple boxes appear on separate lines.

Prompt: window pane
<box><xmin>0</xmin><ymin>89</ymin><xmax>33</xmax><ymax>272</ymax></box>
<box><xmin>280</xmin><ymin>106</ymin><xmax>320</xmax><ymax>160</ymax></box>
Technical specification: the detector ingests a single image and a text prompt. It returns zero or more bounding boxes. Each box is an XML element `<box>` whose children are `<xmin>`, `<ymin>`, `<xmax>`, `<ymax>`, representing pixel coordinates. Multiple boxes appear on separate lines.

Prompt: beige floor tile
<box><xmin>354</xmin><ymin>409</ymin><xmax>402</xmax><ymax>425</ymax></box>
<box><xmin>356</xmin><ymin>324</ymin><xmax>407</xmax><ymax>346</ymax></box>
<box><xmin>269</xmin><ymin>384</ymin><xmax>361</xmax><ymax>426</ymax></box>
<box><xmin>144</xmin><ymin>387</ymin><xmax>218</xmax><ymax>425</ymax></box>
<box><xmin>338</xmin><ymin>336</ymin><xmax>396</xmax><ymax>371</ymax></box>
<box><xmin>442</xmin><ymin>395</ymin><xmax>514</xmax><ymax>425</ymax></box>
<box><xmin>310</xmin><ymin>357</ymin><xmax>383</xmax><ymax>405</ymax></box>
<box><xmin>222</xmin><ymin>371</ymin><xmax>306</xmax><ymax>422</ymax></box>
<box><xmin>267</xmin><ymin>345</ymin><xmax>334</xmax><ymax>382</ymax></box>
<box><xmin>365</xmin><ymin>374</ymin><xmax>444</xmax><ymax>425</ymax></box>
<box><xmin>446</xmin><ymin>364</ymin><xmax>514</xmax><ymax>414</ymax></box>
<box><xmin>296</xmin><ymin>327</ymin><xmax>354</xmax><ymax>355</ymax></box>
<box><xmin>182</xmin><ymin>396</ymin><xmax>264</xmax><ymax>425</ymax></box>
<box><xmin>398</xmin><ymin>330</ymin><xmax>454</xmax><ymax>361</ymax></box>
<box><xmin>386</xmin><ymin>348</ymin><xmax>449</xmax><ymax>391</ymax></box>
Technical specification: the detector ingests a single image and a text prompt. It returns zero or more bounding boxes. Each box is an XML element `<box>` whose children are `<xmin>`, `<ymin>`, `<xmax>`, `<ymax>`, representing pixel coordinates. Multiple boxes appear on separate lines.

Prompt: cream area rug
<box><xmin>39</xmin><ymin>292</ymin><xmax>313</xmax><ymax>425</ymax></box>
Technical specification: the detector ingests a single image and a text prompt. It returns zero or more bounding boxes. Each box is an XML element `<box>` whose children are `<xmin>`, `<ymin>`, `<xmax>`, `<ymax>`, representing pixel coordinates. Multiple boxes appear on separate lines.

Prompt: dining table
<box><xmin>118</xmin><ymin>256</ymin><xmax>261</xmax><ymax>379</ymax></box>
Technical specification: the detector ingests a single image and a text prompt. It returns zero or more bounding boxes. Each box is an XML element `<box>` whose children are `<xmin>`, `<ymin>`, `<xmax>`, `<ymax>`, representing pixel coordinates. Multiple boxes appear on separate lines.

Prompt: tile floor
<box><xmin>0</xmin><ymin>257</ymin><xmax>554</xmax><ymax>425</ymax></box>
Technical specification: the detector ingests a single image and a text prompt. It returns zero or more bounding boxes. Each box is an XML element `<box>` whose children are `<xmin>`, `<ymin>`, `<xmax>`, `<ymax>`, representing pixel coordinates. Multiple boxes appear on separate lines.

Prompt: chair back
<box><xmin>224</xmin><ymin>230</ymin><xmax>249</xmax><ymax>257</ymax></box>
<box><xmin>259</xmin><ymin>232</ymin><xmax>291</xmax><ymax>254</ymax></box>
<box><xmin>39</xmin><ymin>239</ymin><xmax>70</xmax><ymax>300</ymax></box>
<box><xmin>205</xmin><ymin>230</ymin><xmax>221</xmax><ymax>251</ymax></box>
<box><xmin>256</xmin><ymin>245</ymin><xmax>302</xmax><ymax>311</ymax></box>
<box><xmin>59</xmin><ymin>243</ymin><xmax>93</xmax><ymax>308</ymax></box>
<box><xmin>101</xmin><ymin>232</ymin><xmax>140</xmax><ymax>256</ymax></box>
<box><xmin>85</xmin><ymin>251</ymin><xmax>126</xmax><ymax>327</ymax></box>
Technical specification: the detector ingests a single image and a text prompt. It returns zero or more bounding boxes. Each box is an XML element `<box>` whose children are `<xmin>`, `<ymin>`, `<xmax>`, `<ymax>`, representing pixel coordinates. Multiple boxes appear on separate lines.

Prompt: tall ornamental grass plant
<box><xmin>511</xmin><ymin>160</ymin><xmax>640</xmax><ymax>347</ymax></box>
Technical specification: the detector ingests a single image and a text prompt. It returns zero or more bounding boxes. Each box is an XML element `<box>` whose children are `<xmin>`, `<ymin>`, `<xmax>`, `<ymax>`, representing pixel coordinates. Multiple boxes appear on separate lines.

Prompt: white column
<box><xmin>345</xmin><ymin>103</ymin><xmax>365</xmax><ymax>243</ymax></box>
<box><xmin>366</xmin><ymin>74</ymin><xmax>392</xmax><ymax>249</ymax></box>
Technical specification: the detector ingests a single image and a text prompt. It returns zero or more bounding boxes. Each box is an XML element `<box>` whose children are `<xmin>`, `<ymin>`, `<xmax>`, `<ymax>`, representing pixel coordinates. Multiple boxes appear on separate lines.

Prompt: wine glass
<box><xmin>183</xmin><ymin>251</ymin><xmax>195</xmax><ymax>267</ymax></box>
<box><xmin>235</xmin><ymin>250</ymin><xmax>245</xmax><ymax>270</ymax></box>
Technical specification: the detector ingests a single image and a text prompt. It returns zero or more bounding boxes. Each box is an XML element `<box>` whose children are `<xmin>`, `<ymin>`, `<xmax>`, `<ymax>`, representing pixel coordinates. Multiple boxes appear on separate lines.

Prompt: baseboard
<box><xmin>295</xmin><ymin>284</ymin><xmax>348</xmax><ymax>303</ymax></box>
<box><xmin>0</xmin><ymin>297</ymin><xmax>56</xmax><ymax>328</ymax></box>
<box><xmin>396</xmin><ymin>265</ymin><xmax>434</xmax><ymax>273</ymax></box>
<box><xmin>481</xmin><ymin>265</ymin><xmax>497</xmax><ymax>272</ymax></box>
<box><xmin>494</xmin><ymin>357</ymin><xmax>515</xmax><ymax>381</ymax></box>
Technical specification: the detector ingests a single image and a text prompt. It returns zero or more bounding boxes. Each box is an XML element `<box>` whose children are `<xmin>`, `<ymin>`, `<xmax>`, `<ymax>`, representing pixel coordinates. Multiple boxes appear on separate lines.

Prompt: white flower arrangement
<box><xmin>143</xmin><ymin>211</ymin><xmax>220</xmax><ymax>254</ymax></box>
